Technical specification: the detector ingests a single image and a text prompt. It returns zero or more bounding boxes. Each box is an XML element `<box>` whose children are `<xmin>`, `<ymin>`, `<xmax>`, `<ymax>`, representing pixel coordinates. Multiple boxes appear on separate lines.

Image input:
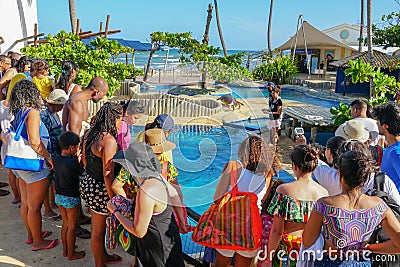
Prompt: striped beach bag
<box><xmin>192</xmin><ymin>161</ymin><xmax>262</xmax><ymax>250</ymax></box>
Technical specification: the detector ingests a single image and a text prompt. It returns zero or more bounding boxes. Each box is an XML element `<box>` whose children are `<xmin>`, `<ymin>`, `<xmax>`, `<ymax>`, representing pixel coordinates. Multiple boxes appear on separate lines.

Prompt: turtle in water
<box><xmin>217</xmin><ymin>94</ymin><xmax>243</xmax><ymax>110</ymax></box>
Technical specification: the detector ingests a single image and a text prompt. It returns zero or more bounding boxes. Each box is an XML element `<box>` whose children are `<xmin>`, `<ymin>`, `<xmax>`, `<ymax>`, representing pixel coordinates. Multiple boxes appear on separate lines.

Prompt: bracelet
<box><xmin>46</xmin><ymin>155</ymin><xmax>52</xmax><ymax>161</ymax></box>
<box><xmin>113</xmin><ymin>209</ymin><xmax>120</xmax><ymax>214</ymax></box>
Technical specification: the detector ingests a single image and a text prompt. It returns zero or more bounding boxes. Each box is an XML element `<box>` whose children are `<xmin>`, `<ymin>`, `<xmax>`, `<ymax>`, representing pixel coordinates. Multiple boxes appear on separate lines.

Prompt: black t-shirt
<box><xmin>54</xmin><ymin>155</ymin><xmax>84</xmax><ymax>197</ymax></box>
<box><xmin>270</xmin><ymin>98</ymin><xmax>283</xmax><ymax>120</ymax></box>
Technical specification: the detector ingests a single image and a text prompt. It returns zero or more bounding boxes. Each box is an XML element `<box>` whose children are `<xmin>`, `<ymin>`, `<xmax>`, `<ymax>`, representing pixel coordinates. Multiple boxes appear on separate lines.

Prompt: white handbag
<box><xmin>4</xmin><ymin>109</ymin><xmax>49</xmax><ymax>172</ymax></box>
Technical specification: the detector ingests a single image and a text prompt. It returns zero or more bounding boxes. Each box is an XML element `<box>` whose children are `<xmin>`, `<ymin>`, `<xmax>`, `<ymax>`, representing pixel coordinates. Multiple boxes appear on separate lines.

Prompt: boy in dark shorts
<box><xmin>54</xmin><ymin>132</ymin><xmax>85</xmax><ymax>260</ymax></box>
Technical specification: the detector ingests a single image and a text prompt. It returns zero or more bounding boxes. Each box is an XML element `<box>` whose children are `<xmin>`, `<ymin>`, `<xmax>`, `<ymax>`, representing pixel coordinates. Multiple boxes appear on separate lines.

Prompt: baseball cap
<box><xmin>46</xmin><ymin>89</ymin><xmax>68</xmax><ymax>105</ymax></box>
<box><xmin>267</xmin><ymin>82</ymin><xmax>275</xmax><ymax>87</ymax></box>
<box><xmin>154</xmin><ymin>114</ymin><xmax>175</xmax><ymax>132</ymax></box>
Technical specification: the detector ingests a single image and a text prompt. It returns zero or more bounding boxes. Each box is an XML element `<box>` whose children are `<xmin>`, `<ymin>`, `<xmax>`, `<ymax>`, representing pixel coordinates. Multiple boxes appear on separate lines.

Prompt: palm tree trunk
<box><xmin>201</xmin><ymin>4</ymin><xmax>213</xmax><ymax>90</ymax></box>
<box><xmin>267</xmin><ymin>0</ymin><xmax>274</xmax><ymax>53</ymax></box>
<box><xmin>143</xmin><ymin>42</ymin><xmax>155</xmax><ymax>82</ymax></box>
<box><xmin>214</xmin><ymin>0</ymin><xmax>228</xmax><ymax>57</ymax></box>
<box><xmin>358</xmin><ymin>0</ymin><xmax>364</xmax><ymax>53</ymax></box>
<box><xmin>68</xmin><ymin>0</ymin><xmax>77</xmax><ymax>33</ymax></box>
<box><xmin>367</xmin><ymin>0</ymin><xmax>374</xmax><ymax>96</ymax></box>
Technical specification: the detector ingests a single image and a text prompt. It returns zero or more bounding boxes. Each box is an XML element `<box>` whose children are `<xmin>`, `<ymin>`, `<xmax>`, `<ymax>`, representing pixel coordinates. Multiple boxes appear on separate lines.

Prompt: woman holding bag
<box><xmin>8</xmin><ymin>79</ymin><xmax>58</xmax><ymax>251</ymax></box>
<box><xmin>213</xmin><ymin>135</ymin><xmax>274</xmax><ymax>267</ymax></box>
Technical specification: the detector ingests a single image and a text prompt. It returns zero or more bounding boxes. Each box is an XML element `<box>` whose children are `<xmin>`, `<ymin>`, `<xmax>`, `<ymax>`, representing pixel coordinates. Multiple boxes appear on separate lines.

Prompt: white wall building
<box><xmin>323</xmin><ymin>23</ymin><xmax>399</xmax><ymax>55</ymax></box>
<box><xmin>0</xmin><ymin>0</ymin><xmax>38</xmax><ymax>54</ymax></box>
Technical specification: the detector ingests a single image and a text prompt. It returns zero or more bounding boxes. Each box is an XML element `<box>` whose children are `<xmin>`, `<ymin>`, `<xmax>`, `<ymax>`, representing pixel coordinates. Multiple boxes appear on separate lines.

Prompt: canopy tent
<box><xmin>278</xmin><ymin>21</ymin><xmax>356</xmax><ymax>51</ymax></box>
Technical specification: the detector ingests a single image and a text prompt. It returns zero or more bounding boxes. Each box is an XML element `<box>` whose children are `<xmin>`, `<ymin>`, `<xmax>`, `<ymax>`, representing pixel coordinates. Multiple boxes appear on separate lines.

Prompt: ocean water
<box><xmin>115</xmin><ymin>49</ymin><xmax>259</xmax><ymax>70</ymax></box>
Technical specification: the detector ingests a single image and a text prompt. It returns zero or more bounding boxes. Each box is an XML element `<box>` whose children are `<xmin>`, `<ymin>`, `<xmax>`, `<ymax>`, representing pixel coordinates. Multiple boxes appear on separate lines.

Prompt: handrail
<box><xmin>181</xmin><ymin>207</ymin><xmax>208</xmax><ymax>267</ymax></box>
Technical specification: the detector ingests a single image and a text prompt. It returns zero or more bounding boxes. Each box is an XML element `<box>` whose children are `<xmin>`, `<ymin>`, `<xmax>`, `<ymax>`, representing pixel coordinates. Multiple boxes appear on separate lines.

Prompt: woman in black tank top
<box><xmin>110</xmin><ymin>142</ymin><xmax>185</xmax><ymax>267</ymax></box>
<box><xmin>80</xmin><ymin>102</ymin><xmax>123</xmax><ymax>267</ymax></box>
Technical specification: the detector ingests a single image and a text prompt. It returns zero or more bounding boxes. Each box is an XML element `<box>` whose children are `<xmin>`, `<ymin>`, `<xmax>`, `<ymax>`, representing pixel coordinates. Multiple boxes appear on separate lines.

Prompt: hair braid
<box><xmin>85</xmin><ymin>102</ymin><xmax>122</xmax><ymax>150</ymax></box>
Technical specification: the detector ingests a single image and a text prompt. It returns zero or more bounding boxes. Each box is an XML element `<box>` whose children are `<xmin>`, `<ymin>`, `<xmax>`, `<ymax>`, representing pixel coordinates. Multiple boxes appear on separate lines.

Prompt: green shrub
<box><xmin>21</xmin><ymin>30</ymin><xmax>143</xmax><ymax>97</ymax></box>
<box><xmin>252</xmin><ymin>53</ymin><xmax>297</xmax><ymax>84</ymax></box>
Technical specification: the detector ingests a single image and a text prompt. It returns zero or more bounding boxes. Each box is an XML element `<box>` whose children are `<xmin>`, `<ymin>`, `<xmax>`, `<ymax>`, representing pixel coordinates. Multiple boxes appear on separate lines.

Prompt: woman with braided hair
<box><xmin>55</xmin><ymin>60</ymin><xmax>81</xmax><ymax>97</ymax></box>
<box><xmin>80</xmin><ymin>102</ymin><xmax>123</xmax><ymax>266</ymax></box>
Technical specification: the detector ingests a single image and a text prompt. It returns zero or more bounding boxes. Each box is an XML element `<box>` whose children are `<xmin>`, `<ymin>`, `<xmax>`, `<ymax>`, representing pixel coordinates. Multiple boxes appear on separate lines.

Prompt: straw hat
<box><xmin>335</xmin><ymin>120</ymin><xmax>370</xmax><ymax>143</ymax></box>
<box><xmin>145</xmin><ymin>128</ymin><xmax>176</xmax><ymax>154</ymax></box>
<box><xmin>46</xmin><ymin>89</ymin><xmax>68</xmax><ymax>105</ymax></box>
<box><xmin>113</xmin><ymin>142</ymin><xmax>160</xmax><ymax>179</ymax></box>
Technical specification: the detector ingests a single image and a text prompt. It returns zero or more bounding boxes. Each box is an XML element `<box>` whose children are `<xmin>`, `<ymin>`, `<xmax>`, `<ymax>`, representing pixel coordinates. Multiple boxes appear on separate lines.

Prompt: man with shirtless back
<box><xmin>62</xmin><ymin>77</ymin><xmax>108</xmax><ymax>136</ymax></box>
<box><xmin>61</xmin><ymin>77</ymin><xmax>108</xmax><ymax>238</ymax></box>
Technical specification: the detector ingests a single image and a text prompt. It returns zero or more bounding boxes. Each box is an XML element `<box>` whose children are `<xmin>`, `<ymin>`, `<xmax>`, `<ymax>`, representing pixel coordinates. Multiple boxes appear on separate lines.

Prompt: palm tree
<box><xmin>367</xmin><ymin>0</ymin><xmax>374</xmax><ymax>96</ymax></box>
<box><xmin>68</xmin><ymin>0</ymin><xmax>77</xmax><ymax>33</ymax></box>
<box><xmin>358</xmin><ymin>0</ymin><xmax>364</xmax><ymax>53</ymax></box>
<box><xmin>201</xmin><ymin>4</ymin><xmax>213</xmax><ymax>89</ymax></box>
<box><xmin>267</xmin><ymin>0</ymin><xmax>274</xmax><ymax>53</ymax></box>
<box><xmin>214</xmin><ymin>0</ymin><xmax>228</xmax><ymax>57</ymax></box>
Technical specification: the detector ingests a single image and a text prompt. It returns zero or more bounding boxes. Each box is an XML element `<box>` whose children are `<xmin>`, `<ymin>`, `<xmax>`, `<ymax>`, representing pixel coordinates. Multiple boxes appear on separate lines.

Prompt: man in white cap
<box><xmin>350</xmin><ymin>99</ymin><xmax>380</xmax><ymax>146</ymax></box>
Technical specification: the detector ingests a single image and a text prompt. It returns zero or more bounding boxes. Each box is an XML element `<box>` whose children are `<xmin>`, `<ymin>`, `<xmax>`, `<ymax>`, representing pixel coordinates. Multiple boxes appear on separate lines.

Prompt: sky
<box><xmin>37</xmin><ymin>0</ymin><xmax>399</xmax><ymax>51</ymax></box>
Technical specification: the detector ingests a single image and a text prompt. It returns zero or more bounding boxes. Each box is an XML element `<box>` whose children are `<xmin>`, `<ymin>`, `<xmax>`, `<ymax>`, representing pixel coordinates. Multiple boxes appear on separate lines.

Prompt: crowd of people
<box><xmin>0</xmin><ymin>52</ymin><xmax>400</xmax><ymax>267</ymax></box>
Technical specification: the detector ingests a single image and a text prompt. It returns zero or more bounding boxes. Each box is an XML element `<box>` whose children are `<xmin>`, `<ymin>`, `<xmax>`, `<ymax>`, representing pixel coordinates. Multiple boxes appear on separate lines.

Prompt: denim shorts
<box><xmin>12</xmin><ymin>163</ymin><xmax>50</xmax><ymax>184</ymax></box>
<box><xmin>55</xmin><ymin>194</ymin><xmax>80</xmax><ymax>209</ymax></box>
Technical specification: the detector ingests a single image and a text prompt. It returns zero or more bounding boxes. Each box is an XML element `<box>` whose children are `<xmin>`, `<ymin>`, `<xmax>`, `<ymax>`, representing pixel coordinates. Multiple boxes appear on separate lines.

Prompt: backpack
<box><xmin>368</xmin><ymin>172</ymin><xmax>400</xmax><ymax>267</ymax></box>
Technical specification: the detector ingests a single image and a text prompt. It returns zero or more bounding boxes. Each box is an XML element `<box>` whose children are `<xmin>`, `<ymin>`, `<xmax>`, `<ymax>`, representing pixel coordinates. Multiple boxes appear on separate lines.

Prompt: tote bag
<box><xmin>192</xmin><ymin>161</ymin><xmax>262</xmax><ymax>251</ymax></box>
<box><xmin>4</xmin><ymin>108</ymin><xmax>49</xmax><ymax>172</ymax></box>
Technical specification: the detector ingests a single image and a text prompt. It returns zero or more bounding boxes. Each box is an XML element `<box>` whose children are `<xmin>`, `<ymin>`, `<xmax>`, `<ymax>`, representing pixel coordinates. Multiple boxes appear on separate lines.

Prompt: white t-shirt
<box><xmin>313</xmin><ymin>159</ymin><xmax>400</xmax><ymax>204</ymax></box>
<box><xmin>354</xmin><ymin>117</ymin><xmax>379</xmax><ymax>146</ymax></box>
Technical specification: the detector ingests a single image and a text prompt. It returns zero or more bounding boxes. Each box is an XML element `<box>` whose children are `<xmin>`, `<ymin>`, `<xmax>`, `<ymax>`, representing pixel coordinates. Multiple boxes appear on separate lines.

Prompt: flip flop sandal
<box><xmin>11</xmin><ymin>200</ymin><xmax>21</xmax><ymax>205</ymax></box>
<box><xmin>0</xmin><ymin>189</ymin><xmax>10</xmax><ymax>196</ymax></box>
<box><xmin>0</xmin><ymin>182</ymin><xmax>9</xmax><ymax>188</ymax></box>
<box><xmin>43</xmin><ymin>214</ymin><xmax>62</xmax><ymax>221</ymax></box>
<box><xmin>76</xmin><ymin>228</ymin><xmax>91</xmax><ymax>239</ymax></box>
<box><xmin>104</xmin><ymin>254</ymin><xmax>122</xmax><ymax>265</ymax></box>
<box><xmin>26</xmin><ymin>230</ymin><xmax>53</xmax><ymax>244</ymax></box>
<box><xmin>32</xmin><ymin>239</ymin><xmax>59</xmax><ymax>251</ymax></box>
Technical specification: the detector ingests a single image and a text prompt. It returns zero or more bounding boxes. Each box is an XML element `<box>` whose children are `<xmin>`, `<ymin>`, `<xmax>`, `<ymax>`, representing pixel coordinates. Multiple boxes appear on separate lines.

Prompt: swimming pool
<box><xmin>132</xmin><ymin>125</ymin><xmax>294</xmax><ymax>214</ymax></box>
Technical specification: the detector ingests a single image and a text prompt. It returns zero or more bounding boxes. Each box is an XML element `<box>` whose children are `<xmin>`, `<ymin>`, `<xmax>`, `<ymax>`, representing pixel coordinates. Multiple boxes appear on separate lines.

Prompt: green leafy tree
<box><xmin>330</xmin><ymin>59</ymin><xmax>400</xmax><ymax>125</ymax></box>
<box><xmin>21</xmin><ymin>31</ymin><xmax>143</xmax><ymax>96</ymax></box>
<box><xmin>373</xmin><ymin>12</ymin><xmax>400</xmax><ymax>48</ymax></box>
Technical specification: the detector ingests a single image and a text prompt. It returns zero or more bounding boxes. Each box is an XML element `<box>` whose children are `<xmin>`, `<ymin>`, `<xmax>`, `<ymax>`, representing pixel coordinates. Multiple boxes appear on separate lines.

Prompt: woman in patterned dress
<box><xmin>264</xmin><ymin>145</ymin><xmax>328</xmax><ymax>266</ymax></box>
<box><xmin>303</xmin><ymin>151</ymin><xmax>400</xmax><ymax>266</ymax></box>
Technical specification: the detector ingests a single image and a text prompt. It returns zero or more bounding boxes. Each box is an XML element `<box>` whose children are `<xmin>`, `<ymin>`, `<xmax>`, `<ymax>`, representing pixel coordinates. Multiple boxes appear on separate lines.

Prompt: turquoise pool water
<box><xmin>141</xmin><ymin>85</ymin><xmax>341</xmax><ymax>108</ymax></box>
<box><xmin>132</xmin><ymin>125</ymin><xmax>294</xmax><ymax>214</ymax></box>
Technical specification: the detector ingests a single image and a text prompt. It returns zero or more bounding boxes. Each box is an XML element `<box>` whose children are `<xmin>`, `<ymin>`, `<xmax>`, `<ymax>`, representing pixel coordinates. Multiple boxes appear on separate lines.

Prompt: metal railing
<box><xmin>181</xmin><ymin>207</ymin><xmax>208</xmax><ymax>267</ymax></box>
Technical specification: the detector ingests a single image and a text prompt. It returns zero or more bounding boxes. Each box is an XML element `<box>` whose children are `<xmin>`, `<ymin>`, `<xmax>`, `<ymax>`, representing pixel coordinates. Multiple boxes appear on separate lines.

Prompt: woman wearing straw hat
<box><xmin>108</xmin><ymin>142</ymin><xmax>185</xmax><ymax>267</ymax></box>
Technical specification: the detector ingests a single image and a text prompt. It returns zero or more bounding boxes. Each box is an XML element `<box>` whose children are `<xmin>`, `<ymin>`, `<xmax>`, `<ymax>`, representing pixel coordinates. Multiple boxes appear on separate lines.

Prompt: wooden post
<box><xmin>99</xmin><ymin>22</ymin><xmax>103</xmax><ymax>32</ymax></box>
<box><xmin>125</xmin><ymin>53</ymin><xmax>128</xmax><ymax>65</ymax></box>
<box><xmin>104</xmin><ymin>15</ymin><xmax>110</xmax><ymax>39</ymax></box>
<box><xmin>164</xmin><ymin>49</ymin><xmax>169</xmax><ymax>70</ymax></box>
<box><xmin>33</xmin><ymin>23</ymin><xmax>38</xmax><ymax>46</ymax></box>
<box><xmin>76</xmin><ymin>19</ymin><xmax>80</xmax><ymax>35</ymax></box>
